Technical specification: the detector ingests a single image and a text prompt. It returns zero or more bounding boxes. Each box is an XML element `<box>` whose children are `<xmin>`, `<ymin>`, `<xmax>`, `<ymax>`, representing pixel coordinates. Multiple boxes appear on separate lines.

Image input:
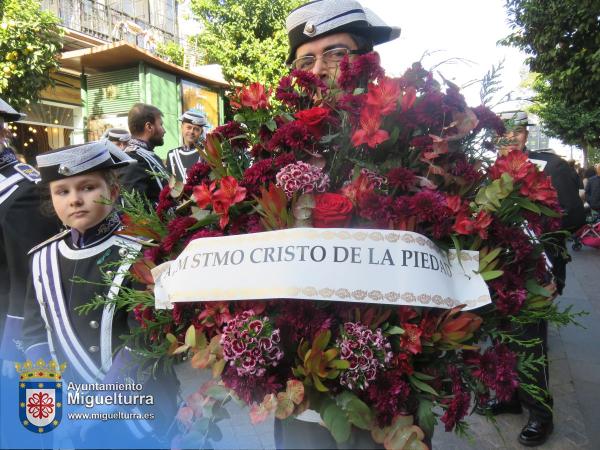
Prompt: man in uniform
<box><xmin>119</xmin><ymin>103</ymin><xmax>169</xmax><ymax>204</ymax></box>
<box><xmin>286</xmin><ymin>0</ymin><xmax>400</xmax><ymax>84</ymax></box>
<box><xmin>101</xmin><ymin>127</ymin><xmax>131</xmax><ymax>150</ymax></box>
<box><xmin>165</xmin><ymin>109</ymin><xmax>208</xmax><ymax>182</ymax></box>
<box><xmin>276</xmin><ymin>1</ymin><xmax>400</xmax><ymax>448</ymax></box>
<box><xmin>0</xmin><ymin>98</ymin><xmax>61</xmax><ymax>367</ymax></box>
<box><xmin>477</xmin><ymin>111</ymin><xmax>585</xmax><ymax>446</ymax></box>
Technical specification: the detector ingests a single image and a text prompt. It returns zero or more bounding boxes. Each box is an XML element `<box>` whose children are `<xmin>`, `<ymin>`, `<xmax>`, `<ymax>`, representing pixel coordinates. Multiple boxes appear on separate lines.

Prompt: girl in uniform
<box><xmin>21</xmin><ymin>140</ymin><xmax>178</xmax><ymax>445</ymax></box>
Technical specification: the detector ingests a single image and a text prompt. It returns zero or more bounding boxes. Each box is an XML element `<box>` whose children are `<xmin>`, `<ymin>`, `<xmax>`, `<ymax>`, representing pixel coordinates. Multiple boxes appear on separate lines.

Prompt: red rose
<box><xmin>294</xmin><ymin>106</ymin><xmax>330</xmax><ymax>138</ymax></box>
<box><xmin>312</xmin><ymin>193</ymin><xmax>354</xmax><ymax>228</ymax></box>
<box><xmin>294</xmin><ymin>106</ymin><xmax>330</xmax><ymax>126</ymax></box>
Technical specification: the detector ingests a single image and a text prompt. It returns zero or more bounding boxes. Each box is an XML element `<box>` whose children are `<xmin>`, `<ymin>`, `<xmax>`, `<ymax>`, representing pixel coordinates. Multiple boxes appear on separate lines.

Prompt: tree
<box><xmin>0</xmin><ymin>0</ymin><xmax>63</xmax><ymax>110</ymax></box>
<box><xmin>530</xmin><ymin>75</ymin><xmax>600</xmax><ymax>164</ymax></box>
<box><xmin>503</xmin><ymin>0</ymin><xmax>600</xmax><ymax>109</ymax></box>
<box><xmin>190</xmin><ymin>0</ymin><xmax>302</xmax><ymax>86</ymax></box>
<box><xmin>503</xmin><ymin>0</ymin><xmax>600</xmax><ymax>164</ymax></box>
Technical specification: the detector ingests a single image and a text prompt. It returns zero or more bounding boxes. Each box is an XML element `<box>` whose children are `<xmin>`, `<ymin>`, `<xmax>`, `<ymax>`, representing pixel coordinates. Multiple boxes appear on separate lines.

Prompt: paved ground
<box><xmin>176</xmin><ymin>244</ymin><xmax>600</xmax><ymax>449</ymax></box>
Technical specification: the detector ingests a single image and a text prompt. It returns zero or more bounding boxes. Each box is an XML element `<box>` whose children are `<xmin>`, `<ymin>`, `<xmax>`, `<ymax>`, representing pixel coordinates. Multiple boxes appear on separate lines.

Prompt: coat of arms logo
<box><xmin>15</xmin><ymin>359</ymin><xmax>67</xmax><ymax>434</ymax></box>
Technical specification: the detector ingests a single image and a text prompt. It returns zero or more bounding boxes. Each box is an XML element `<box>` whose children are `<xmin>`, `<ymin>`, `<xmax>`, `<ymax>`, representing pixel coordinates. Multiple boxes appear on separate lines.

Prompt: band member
<box><xmin>286</xmin><ymin>0</ymin><xmax>400</xmax><ymax>85</ymax></box>
<box><xmin>477</xmin><ymin>111</ymin><xmax>584</xmax><ymax>446</ymax></box>
<box><xmin>275</xmin><ymin>2</ymin><xmax>400</xmax><ymax>448</ymax></box>
<box><xmin>101</xmin><ymin>128</ymin><xmax>131</xmax><ymax>150</ymax></box>
<box><xmin>21</xmin><ymin>140</ymin><xmax>178</xmax><ymax>445</ymax></box>
<box><xmin>0</xmin><ymin>97</ymin><xmax>61</xmax><ymax>366</ymax></box>
<box><xmin>120</xmin><ymin>103</ymin><xmax>169</xmax><ymax>204</ymax></box>
<box><xmin>165</xmin><ymin>109</ymin><xmax>208</xmax><ymax>182</ymax></box>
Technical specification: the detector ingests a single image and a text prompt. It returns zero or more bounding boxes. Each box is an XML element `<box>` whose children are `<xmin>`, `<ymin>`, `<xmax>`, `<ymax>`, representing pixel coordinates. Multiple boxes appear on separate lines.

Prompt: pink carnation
<box><xmin>275</xmin><ymin>161</ymin><xmax>330</xmax><ymax>198</ymax></box>
<box><xmin>337</xmin><ymin>322</ymin><xmax>392</xmax><ymax>391</ymax></box>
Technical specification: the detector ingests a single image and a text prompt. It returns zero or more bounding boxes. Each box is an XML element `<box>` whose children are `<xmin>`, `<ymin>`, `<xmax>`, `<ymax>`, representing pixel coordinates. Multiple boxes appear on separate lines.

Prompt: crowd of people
<box><xmin>0</xmin><ymin>0</ymin><xmax>594</xmax><ymax>448</ymax></box>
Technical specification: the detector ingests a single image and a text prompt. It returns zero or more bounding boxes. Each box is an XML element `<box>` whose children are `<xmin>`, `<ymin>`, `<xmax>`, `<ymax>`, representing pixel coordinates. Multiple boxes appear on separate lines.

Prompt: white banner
<box><xmin>152</xmin><ymin>228</ymin><xmax>492</xmax><ymax>311</ymax></box>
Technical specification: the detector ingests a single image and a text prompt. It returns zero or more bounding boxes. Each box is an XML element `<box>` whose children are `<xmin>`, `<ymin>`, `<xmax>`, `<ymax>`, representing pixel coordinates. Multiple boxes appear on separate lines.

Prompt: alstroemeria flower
<box><xmin>192</xmin><ymin>181</ymin><xmax>216</xmax><ymax>209</ymax></box>
<box><xmin>453</xmin><ymin>211</ymin><xmax>493</xmax><ymax>239</ymax></box>
<box><xmin>212</xmin><ymin>176</ymin><xmax>247</xmax><ymax>228</ymax></box>
<box><xmin>365</xmin><ymin>77</ymin><xmax>402</xmax><ymax>115</ymax></box>
<box><xmin>399</xmin><ymin>323</ymin><xmax>422</xmax><ymax>355</ymax></box>
<box><xmin>489</xmin><ymin>150</ymin><xmax>531</xmax><ymax>181</ymax></box>
<box><xmin>240</xmin><ymin>82</ymin><xmax>270</xmax><ymax>110</ymax></box>
<box><xmin>351</xmin><ymin>109</ymin><xmax>389</xmax><ymax>149</ymax></box>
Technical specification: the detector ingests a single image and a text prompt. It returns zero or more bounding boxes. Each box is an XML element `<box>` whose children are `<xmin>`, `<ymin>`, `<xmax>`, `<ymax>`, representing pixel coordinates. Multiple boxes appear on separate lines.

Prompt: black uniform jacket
<box><xmin>165</xmin><ymin>145</ymin><xmax>201</xmax><ymax>182</ymax></box>
<box><xmin>0</xmin><ymin>149</ymin><xmax>61</xmax><ymax>361</ymax></box>
<box><xmin>21</xmin><ymin>212</ymin><xmax>179</xmax><ymax>440</ymax></box>
<box><xmin>119</xmin><ymin>138</ymin><xmax>169</xmax><ymax>204</ymax></box>
<box><xmin>529</xmin><ymin>150</ymin><xmax>586</xmax><ymax>231</ymax></box>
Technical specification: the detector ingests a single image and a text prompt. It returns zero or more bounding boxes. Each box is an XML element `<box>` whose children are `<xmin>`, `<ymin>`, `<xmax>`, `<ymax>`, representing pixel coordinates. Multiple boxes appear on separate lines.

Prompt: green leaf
<box><xmin>412</xmin><ymin>371</ymin><xmax>436</xmax><ymax>381</ymax></box>
<box><xmin>205</xmin><ymin>384</ymin><xmax>229</xmax><ymax>401</ymax></box>
<box><xmin>478</xmin><ymin>247</ymin><xmax>502</xmax><ymax>271</ymax></box>
<box><xmin>233</xmin><ymin>113</ymin><xmax>245</xmax><ymax>123</ymax></box>
<box><xmin>526</xmin><ymin>279</ymin><xmax>552</xmax><ymax>297</ymax></box>
<box><xmin>480</xmin><ymin>270</ymin><xmax>504</xmax><ymax>281</ymax></box>
<box><xmin>408</xmin><ymin>375</ymin><xmax>439</xmax><ymax>396</ymax></box>
<box><xmin>514</xmin><ymin>197</ymin><xmax>541</xmax><ymax>214</ymax></box>
<box><xmin>322</xmin><ymin>402</ymin><xmax>352</xmax><ymax>443</ymax></box>
<box><xmin>265</xmin><ymin>118</ymin><xmax>277</xmax><ymax>132</ymax></box>
<box><xmin>417</xmin><ymin>398</ymin><xmax>436</xmax><ymax>438</ymax></box>
<box><xmin>185</xmin><ymin>325</ymin><xmax>196</xmax><ymax>348</ymax></box>
<box><xmin>313</xmin><ymin>330</ymin><xmax>331</xmax><ymax>350</ymax></box>
<box><xmin>385</xmin><ymin>325</ymin><xmax>405</xmax><ymax>335</ymax></box>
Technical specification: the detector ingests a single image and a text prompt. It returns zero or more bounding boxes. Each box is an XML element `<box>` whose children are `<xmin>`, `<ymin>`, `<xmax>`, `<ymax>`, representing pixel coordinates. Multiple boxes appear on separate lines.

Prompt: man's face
<box><xmin>182</xmin><ymin>122</ymin><xmax>203</xmax><ymax>147</ymax></box>
<box><xmin>147</xmin><ymin>116</ymin><xmax>165</xmax><ymax>147</ymax></box>
<box><xmin>293</xmin><ymin>33</ymin><xmax>359</xmax><ymax>84</ymax></box>
<box><xmin>499</xmin><ymin>126</ymin><xmax>528</xmax><ymax>156</ymax></box>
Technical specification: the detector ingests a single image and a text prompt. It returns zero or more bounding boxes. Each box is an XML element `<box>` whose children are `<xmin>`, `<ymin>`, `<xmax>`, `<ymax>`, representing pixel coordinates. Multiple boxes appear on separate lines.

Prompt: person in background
<box><xmin>275</xmin><ymin>1</ymin><xmax>400</xmax><ymax>448</ymax></box>
<box><xmin>165</xmin><ymin>109</ymin><xmax>208</xmax><ymax>182</ymax></box>
<box><xmin>0</xmin><ymin>97</ymin><xmax>61</xmax><ymax>369</ymax></box>
<box><xmin>478</xmin><ymin>110</ymin><xmax>584</xmax><ymax>447</ymax></box>
<box><xmin>102</xmin><ymin>127</ymin><xmax>131</xmax><ymax>150</ymax></box>
<box><xmin>120</xmin><ymin>103</ymin><xmax>169</xmax><ymax>204</ymax></box>
<box><xmin>584</xmin><ymin>163</ymin><xmax>600</xmax><ymax>212</ymax></box>
<box><xmin>21</xmin><ymin>140</ymin><xmax>178</xmax><ymax>445</ymax></box>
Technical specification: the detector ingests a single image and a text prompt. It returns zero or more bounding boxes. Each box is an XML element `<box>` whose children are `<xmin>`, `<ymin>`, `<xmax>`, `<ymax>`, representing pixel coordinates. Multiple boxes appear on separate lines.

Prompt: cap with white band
<box><xmin>179</xmin><ymin>109</ymin><xmax>208</xmax><ymax>126</ymax></box>
<box><xmin>36</xmin><ymin>140</ymin><xmax>135</xmax><ymax>183</ymax></box>
<box><xmin>102</xmin><ymin>128</ymin><xmax>131</xmax><ymax>142</ymax></box>
<box><xmin>286</xmin><ymin>0</ymin><xmax>401</xmax><ymax>64</ymax></box>
<box><xmin>499</xmin><ymin>111</ymin><xmax>533</xmax><ymax>127</ymax></box>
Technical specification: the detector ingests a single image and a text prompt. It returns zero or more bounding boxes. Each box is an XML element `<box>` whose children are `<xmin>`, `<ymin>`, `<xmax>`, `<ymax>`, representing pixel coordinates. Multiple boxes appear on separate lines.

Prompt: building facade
<box><xmin>11</xmin><ymin>0</ymin><xmax>226</xmax><ymax>162</ymax></box>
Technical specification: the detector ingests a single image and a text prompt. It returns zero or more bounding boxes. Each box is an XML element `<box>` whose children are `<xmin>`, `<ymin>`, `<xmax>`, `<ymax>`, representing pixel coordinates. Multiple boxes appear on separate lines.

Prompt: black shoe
<box><xmin>475</xmin><ymin>398</ymin><xmax>522</xmax><ymax>416</ymax></box>
<box><xmin>518</xmin><ymin>418</ymin><xmax>554</xmax><ymax>447</ymax></box>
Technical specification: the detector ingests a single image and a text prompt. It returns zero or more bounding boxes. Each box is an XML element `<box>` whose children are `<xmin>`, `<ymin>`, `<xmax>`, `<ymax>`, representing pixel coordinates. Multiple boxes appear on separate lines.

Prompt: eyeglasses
<box><xmin>290</xmin><ymin>47</ymin><xmax>361</xmax><ymax>71</ymax></box>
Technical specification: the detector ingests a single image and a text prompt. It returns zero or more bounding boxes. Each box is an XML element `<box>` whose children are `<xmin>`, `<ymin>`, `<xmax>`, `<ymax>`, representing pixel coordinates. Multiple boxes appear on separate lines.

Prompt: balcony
<box><xmin>41</xmin><ymin>0</ymin><xmax>179</xmax><ymax>51</ymax></box>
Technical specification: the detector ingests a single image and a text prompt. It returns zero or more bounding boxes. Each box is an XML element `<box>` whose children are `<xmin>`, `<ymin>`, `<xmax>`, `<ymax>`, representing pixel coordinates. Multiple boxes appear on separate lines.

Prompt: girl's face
<box><xmin>49</xmin><ymin>171</ymin><xmax>118</xmax><ymax>233</ymax></box>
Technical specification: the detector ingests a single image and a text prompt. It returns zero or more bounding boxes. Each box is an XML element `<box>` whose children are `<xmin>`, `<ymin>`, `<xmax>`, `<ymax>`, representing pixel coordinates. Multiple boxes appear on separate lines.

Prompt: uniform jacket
<box><xmin>0</xmin><ymin>148</ymin><xmax>61</xmax><ymax>361</ymax></box>
<box><xmin>165</xmin><ymin>145</ymin><xmax>201</xmax><ymax>182</ymax></box>
<box><xmin>529</xmin><ymin>150</ymin><xmax>586</xmax><ymax>231</ymax></box>
<box><xmin>585</xmin><ymin>175</ymin><xmax>600</xmax><ymax>211</ymax></box>
<box><xmin>21</xmin><ymin>212</ymin><xmax>179</xmax><ymax>440</ymax></box>
<box><xmin>119</xmin><ymin>138</ymin><xmax>169</xmax><ymax>204</ymax></box>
